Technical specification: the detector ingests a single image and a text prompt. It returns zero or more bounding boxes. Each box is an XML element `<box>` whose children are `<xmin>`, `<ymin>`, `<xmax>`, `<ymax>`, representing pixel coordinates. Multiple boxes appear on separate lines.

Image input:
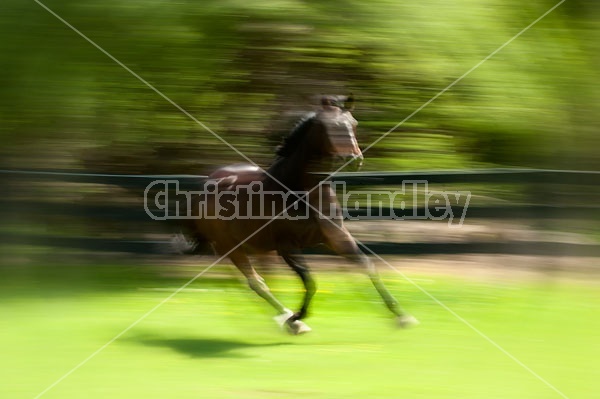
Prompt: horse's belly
<box><xmin>194</xmin><ymin>177</ymin><xmax>324</xmax><ymax>253</ymax></box>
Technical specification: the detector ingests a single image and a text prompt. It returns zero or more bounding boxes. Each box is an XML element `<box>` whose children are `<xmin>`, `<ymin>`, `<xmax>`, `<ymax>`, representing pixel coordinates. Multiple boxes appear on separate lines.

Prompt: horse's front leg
<box><xmin>279</xmin><ymin>251</ymin><xmax>316</xmax><ymax>322</ymax></box>
<box><xmin>321</xmin><ymin>220</ymin><xmax>419</xmax><ymax>328</ymax></box>
<box><xmin>352</xmin><ymin>250</ymin><xmax>419</xmax><ymax>328</ymax></box>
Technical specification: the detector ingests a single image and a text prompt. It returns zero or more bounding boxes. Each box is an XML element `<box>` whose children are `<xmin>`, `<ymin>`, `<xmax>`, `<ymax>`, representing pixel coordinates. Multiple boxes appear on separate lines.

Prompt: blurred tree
<box><xmin>0</xmin><ymin>0</ymin><xmax>598</xmax><ymax>171</ymax></box>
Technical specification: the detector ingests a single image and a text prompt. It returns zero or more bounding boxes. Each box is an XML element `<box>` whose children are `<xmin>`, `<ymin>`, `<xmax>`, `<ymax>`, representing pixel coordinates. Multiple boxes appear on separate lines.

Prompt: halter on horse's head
<box><xmin>275</xmin><ymin>95</ymin><xmax>362</xmax><ymax>163</ymax></box>
<box><xmin>314</xmin><ymin>95</ymin><xmax>363</xmax><ymax>169</ymax></box>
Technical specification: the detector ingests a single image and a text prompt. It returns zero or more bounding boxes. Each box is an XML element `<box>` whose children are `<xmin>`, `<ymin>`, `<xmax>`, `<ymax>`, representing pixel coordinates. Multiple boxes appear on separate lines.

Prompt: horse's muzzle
<box><xmin>335</xmin><ymin>154</ymin><xmax>364</xmax><ymax>171</ymax></box>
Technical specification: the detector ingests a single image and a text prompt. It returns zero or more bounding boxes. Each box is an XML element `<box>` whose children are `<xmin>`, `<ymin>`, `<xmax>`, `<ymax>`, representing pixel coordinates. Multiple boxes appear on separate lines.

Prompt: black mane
<box><xmin>275</xmin><ymin>112</ymin><xmax>317</xmax><ymax>157</ymax></box>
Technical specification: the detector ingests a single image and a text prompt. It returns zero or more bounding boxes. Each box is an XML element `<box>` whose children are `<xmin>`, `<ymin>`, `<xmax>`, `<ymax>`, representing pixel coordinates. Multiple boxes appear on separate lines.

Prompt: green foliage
<box><xmin>1</xmin><ymin>0</ymin><xmax>598</xmax><ymax>170</ymax></box>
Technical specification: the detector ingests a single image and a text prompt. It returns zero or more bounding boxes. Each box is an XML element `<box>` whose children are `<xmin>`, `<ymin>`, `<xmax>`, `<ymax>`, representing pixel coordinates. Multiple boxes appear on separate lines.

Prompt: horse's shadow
<box><xmin>133</xmin><ymin>336</ymin><xmax>291</xmax><ymax>358</ymax></box>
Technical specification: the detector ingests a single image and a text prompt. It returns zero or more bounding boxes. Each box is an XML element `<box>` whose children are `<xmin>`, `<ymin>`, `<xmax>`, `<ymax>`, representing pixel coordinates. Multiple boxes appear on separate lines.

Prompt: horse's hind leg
<box><xmin>228</xmin><ymin>250</ymin><xmax>286</xmax><ymax>313</ymax></box>
<box><xmin>228</xmin><ymin>249</ymin><xmax>311</xmax><ymax>334</ymax></box>
<box><xmin>279</xmin><ymin>251</ymin><xmax>316</xmax><ymax>322</ymax></box>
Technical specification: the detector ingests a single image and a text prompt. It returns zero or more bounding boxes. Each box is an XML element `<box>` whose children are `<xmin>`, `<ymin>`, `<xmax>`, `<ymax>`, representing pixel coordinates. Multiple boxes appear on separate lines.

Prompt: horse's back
<box><xmin>197</xmin><ymin>163</ymin><xmax>327</xmax><ymax>253</ymax></box>
<box><xmin>209</xmin><ymin>163</ymin><xmax>265</xmax><ymax>187</ymax></box>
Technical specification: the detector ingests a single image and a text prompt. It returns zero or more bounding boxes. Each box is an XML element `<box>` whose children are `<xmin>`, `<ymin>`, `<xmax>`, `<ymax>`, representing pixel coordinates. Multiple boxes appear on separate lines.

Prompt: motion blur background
<box><xmin>1</xmin><ymin>1</ymin><xmax>599</xmax><ymax>398</ymax></box>
<box><xmin>1</xmin><ymin>0</ymin><xmax>599</xmax><ymax>257</ymax></box>
<box><xmin>2</xmin><ymin>0</ymin><xmax>599</xmax><ymax>171</ymax></box>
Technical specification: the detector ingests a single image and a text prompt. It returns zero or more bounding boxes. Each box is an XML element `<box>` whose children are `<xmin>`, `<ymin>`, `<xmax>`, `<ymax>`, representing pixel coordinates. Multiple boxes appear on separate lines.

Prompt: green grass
<box><xmin>1</xmin><ymin>262</ymin><xmax>598</xmax><ymax>399</ymax></box>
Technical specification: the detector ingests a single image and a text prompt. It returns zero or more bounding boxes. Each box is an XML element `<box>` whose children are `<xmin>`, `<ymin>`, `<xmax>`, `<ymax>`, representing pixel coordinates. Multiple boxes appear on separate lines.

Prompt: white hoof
<box><xmin>397</xmin><ymin>314</ymin><xmax>420</xmax><ymax>329</ymax></box>
<box><xmin>288</xmin><ymin>320</ymin><xmax>312</xmax><ymax>335</ymax></box>
<box><xmin>273</xmin><ymin>309</ymin><xmax>294</xmax><ymax>328</ymax></box>
<box><xmin>273</xmin><ymin>309</ymin><xmax>312</xmax><ymax>335</ymax></box>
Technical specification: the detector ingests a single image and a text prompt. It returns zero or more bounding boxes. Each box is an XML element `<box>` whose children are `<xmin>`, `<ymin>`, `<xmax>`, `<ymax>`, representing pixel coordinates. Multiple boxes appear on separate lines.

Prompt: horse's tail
<box><xmin>170</xmin><ymin>221</ymin><xmax>213</xmax><ymax>255</ymax></box>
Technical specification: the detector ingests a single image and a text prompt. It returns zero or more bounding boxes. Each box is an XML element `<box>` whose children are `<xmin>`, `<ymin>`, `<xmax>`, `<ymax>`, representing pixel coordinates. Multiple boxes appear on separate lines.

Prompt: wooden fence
<box><xmin>2</xmin><ymin>168</ymin><xmax>600</xmax><ymax>256</ymax></box>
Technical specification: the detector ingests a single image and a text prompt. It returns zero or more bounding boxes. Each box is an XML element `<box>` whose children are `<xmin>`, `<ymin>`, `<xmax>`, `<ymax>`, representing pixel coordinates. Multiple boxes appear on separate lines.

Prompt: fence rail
<box><xmin>5</xmin><ymin>167</ymin><xmax>600</xmax><ymax>186</ymax></box>
<box><xmin>3</xmin><ymin>168</ymin><xmax>599</xmax><ymax>256</ymax></box>
<box><xmin>3</xmin><ymin>200</ymin><xmax>599</xmax><ymax>221</ymax></box>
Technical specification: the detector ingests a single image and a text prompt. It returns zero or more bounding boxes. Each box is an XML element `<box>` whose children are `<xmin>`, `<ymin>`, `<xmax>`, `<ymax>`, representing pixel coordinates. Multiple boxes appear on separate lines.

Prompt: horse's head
<box><xmin>315</xmin><ymin>95</ymin><xmax>363</xmax><ymax>169</ymax></box>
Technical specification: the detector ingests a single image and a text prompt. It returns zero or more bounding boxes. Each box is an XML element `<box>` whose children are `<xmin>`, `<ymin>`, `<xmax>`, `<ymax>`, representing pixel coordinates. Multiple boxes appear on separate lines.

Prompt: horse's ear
<box><xmin>344</xmin><ymin>93</ymin><xmax>355</xmax><ymax>111</ymax></box>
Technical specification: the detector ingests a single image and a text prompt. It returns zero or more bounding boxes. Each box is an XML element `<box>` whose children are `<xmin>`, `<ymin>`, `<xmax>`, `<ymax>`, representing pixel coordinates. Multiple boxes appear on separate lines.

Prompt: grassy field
<box><xmin>1</xmin><ymin>260</ymin><xmax>598</xmax><ymax>399</ymax></box>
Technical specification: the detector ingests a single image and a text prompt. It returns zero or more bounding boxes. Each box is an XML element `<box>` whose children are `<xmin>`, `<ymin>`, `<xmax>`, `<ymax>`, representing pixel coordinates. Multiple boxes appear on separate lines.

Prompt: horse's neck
<box><xmin>267</xmin><ymin>134</ymin><xmax>323</xmax><ymax>191</ymax></box>
<box><xmin>266</xmin><ymin>152</ymin><xmax>306</xmax><ymax>191</ymax></box>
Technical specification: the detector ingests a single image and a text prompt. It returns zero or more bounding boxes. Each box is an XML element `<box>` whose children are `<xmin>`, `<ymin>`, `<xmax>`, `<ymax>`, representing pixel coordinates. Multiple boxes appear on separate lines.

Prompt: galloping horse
<box><xmin>189</xmin><ymin>96</ymin><xmax>418</xmax><ymax>333</ymax></box>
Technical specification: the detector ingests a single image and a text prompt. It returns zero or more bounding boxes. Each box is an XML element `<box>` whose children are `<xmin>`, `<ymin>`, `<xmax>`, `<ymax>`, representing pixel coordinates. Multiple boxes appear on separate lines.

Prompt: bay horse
<box><xmin>188</xmin><ymin>96</ymin><xmax>418</xmax><ymax>334</ymax></box>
